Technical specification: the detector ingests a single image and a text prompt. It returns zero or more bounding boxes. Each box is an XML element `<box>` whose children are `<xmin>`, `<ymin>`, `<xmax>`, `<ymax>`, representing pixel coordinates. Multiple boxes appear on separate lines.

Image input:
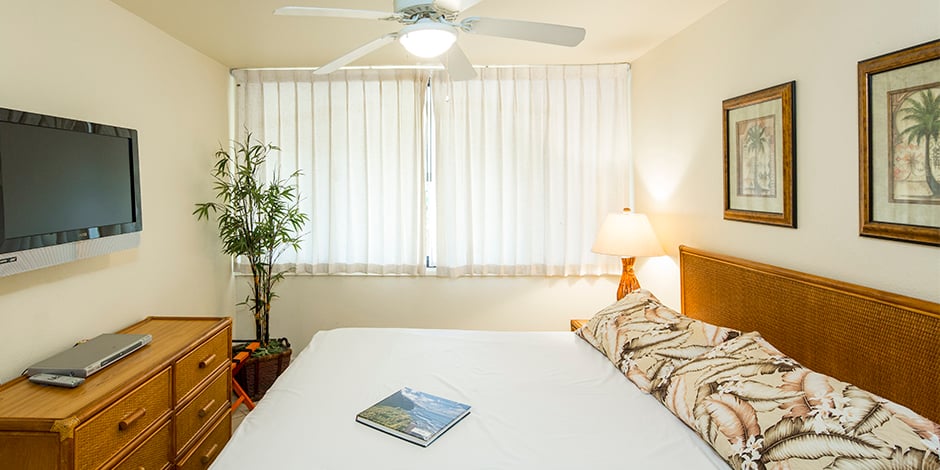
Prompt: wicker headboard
<box><xmin>679</xmin><ymin>245</ymin><xmax>940</xmax><ymax>424</ymax></box>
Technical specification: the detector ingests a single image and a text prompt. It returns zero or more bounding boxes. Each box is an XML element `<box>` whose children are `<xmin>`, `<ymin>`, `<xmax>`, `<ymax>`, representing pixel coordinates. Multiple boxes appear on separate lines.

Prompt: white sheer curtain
<box><xmin>431</xmin><ymin>64</ymin><xmax>630</xmax><ymax>277</ymax></box>
<box><xmin>233</xmin><ymin>69</ymin><xmax>427</xmax><ymax>275</ymax></box>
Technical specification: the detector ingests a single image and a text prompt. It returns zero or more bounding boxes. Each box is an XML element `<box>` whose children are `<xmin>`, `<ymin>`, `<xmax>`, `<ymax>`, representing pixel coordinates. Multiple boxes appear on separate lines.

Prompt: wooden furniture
<box><xmin>678</xmin><ymin>245</ymin><xmax>940</xmax><ymax>423</ymax></box>
<box><xmin>0</xmin><ymin>316</ymin><xmax>232</xmax><ymax>469</ymax></box>
<box><xmin>230</xmin><ymin>342</ymin><xmax>260</xmax><ymax>413</ymax></box>
<box><xmin>569</xmin><ymin>319</ymin><xmax>587</xmax><ymax>332</ymax></box>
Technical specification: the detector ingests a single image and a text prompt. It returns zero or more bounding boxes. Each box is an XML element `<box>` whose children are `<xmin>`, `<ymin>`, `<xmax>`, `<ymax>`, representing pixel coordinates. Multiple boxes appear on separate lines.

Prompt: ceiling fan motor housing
<box><xmin>394</xmin><ymin>0</ymin><xmax>452</xmax><ymax>18</ymax></box>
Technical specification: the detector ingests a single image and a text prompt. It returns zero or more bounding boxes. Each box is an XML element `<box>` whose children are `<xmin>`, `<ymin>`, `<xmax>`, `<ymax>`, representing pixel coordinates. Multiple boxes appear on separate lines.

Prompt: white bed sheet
<box><xmin>212</xmin><ymin>328</ymin><xmax>729</xmax><ymax>469</ymax></box>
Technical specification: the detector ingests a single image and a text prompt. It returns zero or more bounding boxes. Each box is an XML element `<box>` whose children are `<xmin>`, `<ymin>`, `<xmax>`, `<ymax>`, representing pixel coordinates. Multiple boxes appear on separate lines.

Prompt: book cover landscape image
<box><xmin>356</xmin><ymin>387</ymin><xmax>471</xmax><ymax>446</ymax></box>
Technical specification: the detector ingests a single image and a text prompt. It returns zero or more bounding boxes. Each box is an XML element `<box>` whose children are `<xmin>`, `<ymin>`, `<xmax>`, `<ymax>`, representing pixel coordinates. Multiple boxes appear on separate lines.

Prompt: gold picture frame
<box><xmin>858</xmin><ymin>39</ymin><xmax>940</xmax><ymax>246</ymax></box>
<box><xmin>723</xmin><ymin>81</ymin><xmax>796</xmax><ymax>227</ymax></box>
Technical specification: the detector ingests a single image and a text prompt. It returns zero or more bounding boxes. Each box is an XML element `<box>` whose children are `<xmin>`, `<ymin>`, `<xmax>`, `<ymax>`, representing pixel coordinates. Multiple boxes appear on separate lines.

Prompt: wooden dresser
<box><xmin>0</xmin><ymin>317</ymin><xmax>232</xmax><ymax>469</ymax></box>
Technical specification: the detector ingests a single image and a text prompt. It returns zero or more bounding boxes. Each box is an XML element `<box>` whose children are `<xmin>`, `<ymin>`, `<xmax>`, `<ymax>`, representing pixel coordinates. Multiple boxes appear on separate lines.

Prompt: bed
<box><xmin>212</xmin><ymin>246</ymin><xmax>939</xmax><ymax>469</ymax></box>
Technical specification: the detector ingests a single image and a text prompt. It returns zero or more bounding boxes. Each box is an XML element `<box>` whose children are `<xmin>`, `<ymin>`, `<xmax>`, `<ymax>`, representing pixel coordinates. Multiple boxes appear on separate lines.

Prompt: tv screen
<box><xmin>0</xmin><ymin>107</ymin><xmax>142</xmax><ymax>274</ymax></box>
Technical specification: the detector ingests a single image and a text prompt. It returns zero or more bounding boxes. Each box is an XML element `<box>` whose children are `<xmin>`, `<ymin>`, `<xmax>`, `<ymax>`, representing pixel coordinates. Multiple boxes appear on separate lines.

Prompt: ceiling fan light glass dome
<box><xmin>399</xmin><ymin>21</ymin><xmax>457</xmax><ymax>58</ymax></box>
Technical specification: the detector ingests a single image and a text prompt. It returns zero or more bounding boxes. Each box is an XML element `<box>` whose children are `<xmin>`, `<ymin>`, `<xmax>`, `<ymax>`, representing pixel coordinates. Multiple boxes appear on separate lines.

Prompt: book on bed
<box><xmin>356</xmin><ymin>387</ymin><xmax>471</xmax><ymax>447</ymax></box>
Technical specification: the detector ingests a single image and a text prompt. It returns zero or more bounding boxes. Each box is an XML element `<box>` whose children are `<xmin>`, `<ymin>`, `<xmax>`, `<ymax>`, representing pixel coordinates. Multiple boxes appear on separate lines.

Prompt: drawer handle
<box><xmin>201</xmin><ymin>443</ymin><xmax>219</xmax><ymax>465</ymax></box>
<box><xmin>198</xmin><ymin>398</ymin><xmax>217</xmax><ymax>418</ymax></box>
<box><xmin>118</xmin><ymin>407</ymin><xmax>147</xmax><ymax>431</ymax></box>
<box><xmin>199</xmin><ymin>353</ymin><xmax>217</xmax><ymax>369</ymax></box>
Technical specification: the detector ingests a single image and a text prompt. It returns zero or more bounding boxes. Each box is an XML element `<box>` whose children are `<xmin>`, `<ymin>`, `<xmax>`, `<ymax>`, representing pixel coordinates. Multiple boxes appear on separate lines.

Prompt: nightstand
<box><xmin>570</xmin><ymin>319</ymin><xmax>588</xmax><ymax>331</ymax></box>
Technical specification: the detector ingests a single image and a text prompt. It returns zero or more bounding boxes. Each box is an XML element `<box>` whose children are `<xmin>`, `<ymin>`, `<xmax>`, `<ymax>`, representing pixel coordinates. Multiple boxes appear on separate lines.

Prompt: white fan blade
<box><xmin>462</xmin><ymin>17</ymin><xmax>586</xmax><ymax>47</ymax></box>
<box><xmin>434</xmin><ymin>0</ymin><xmax>483</xmax><ymax>14</ymax></box>
<box><xmin>440</xmin><ymin>44</ymin><xmax>477</xmax><ymax>81</ymax></box>
<box><xmin>274</xmin><ymin>6</ymin><xmax>398</xmax><ymax>21</ymax></box>
<box><xmin>314</xmin><ymin>34</ymin><xmax>398</xmax><ymax>75</ymax></box>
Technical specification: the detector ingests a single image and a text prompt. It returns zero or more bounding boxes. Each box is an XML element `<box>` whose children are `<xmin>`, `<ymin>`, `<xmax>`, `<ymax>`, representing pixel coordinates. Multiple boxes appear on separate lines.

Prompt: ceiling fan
<box><xmin>274</xmin><ymin>0</ymin><xmax>586</xmax><ymax>80</ymax></box>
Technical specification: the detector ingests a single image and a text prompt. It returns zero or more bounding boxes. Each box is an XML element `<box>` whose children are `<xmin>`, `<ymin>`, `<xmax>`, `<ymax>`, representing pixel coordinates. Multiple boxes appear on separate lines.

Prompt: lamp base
<box><xmin>617</xmin><ymin>257</ymin><xmax>641</xmax><ymax>300</ymax></box>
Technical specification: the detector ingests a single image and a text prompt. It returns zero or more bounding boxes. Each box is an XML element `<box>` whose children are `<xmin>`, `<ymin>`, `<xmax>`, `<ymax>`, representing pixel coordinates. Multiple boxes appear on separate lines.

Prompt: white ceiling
<box><xmin>111</xmin><ymin>0</ymin><xmax>728</xmax><ymax>69</ymax></box>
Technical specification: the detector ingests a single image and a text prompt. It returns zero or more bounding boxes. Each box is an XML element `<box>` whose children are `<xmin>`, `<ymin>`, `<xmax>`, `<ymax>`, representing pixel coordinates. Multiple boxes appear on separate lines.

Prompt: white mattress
<box><xmin>212</xmin><ymin>328</ymin><xmax>729</xmax><ymax>469</ymax></box>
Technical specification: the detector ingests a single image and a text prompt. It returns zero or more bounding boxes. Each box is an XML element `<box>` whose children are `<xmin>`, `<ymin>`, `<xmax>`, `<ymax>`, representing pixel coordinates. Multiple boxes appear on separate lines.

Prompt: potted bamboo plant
<box><xmin>194</xmin><ymin>133</ymin><xmax>308</xmax><ymax>400</ymax></box>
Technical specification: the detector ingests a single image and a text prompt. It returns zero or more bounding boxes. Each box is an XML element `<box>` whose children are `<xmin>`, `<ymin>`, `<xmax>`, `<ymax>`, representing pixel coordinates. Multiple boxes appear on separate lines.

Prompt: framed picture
<box><xmin>858</xmin><ymin>39</ymin><xmax>940</xmax><ymax>246</ymax></box>
<box><xmin>722</xmin><ymin>81</ymin><xmax>796</xmax><ymax>227</ymax></box>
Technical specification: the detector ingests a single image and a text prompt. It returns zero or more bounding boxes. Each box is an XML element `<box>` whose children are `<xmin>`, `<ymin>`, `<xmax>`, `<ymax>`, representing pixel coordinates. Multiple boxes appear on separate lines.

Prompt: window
<box><xmin>232</xmin><ymin>64</ymin><xmax>630</xmax><ymax>277</ymax></box>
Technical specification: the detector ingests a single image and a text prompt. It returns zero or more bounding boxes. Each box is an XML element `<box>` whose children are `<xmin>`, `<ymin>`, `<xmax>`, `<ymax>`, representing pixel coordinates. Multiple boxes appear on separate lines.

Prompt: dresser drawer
<box><xmin>75</xmin><ymin>369</ymin><xmax>171</xmax><ymax>470</ymax></box>
<box><xmin>111</xmin><ymin>420</ymin><xmax>171</xmax><ymax>470</ymax></box>
<box><xmin>178</xmin><ymin>410</ymin><xmax>231</xmax><ymax>470</ymax></box>
<box><xmin>175</xmin><ymin>330</ymin><xmax>228</xmax><ymax>404</ymax></box>
<box><xmin>176</xmin><ymin>369</ymin><xmax>229</xmax><ymax>455</ymax></box>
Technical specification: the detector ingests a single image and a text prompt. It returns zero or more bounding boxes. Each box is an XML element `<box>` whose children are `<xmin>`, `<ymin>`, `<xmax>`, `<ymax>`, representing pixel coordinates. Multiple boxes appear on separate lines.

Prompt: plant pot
<box><xmin>234</xmin><ymin>348</ymin><xmax>292</xmax><ymax>401</ymax></box>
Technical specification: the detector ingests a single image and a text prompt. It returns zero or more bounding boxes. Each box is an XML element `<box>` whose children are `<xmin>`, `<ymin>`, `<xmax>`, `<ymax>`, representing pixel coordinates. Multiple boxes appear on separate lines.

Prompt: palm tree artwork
<box><xmin>738</xmin><ymin>116</ymin><xmax>776</xmax><ymax>197</ymax></box>
<box><xmin>896</xmin><ymin>87</ymin><xmax>940</xmax><ymax>198</ymax></box>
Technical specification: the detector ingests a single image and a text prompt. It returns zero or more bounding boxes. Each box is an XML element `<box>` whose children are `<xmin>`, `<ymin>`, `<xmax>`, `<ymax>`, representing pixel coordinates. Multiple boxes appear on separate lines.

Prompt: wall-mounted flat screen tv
<box><xmin>0</xmin><ymin>107</ymin><xmax>142</xmax><ymax>276</ymax></box>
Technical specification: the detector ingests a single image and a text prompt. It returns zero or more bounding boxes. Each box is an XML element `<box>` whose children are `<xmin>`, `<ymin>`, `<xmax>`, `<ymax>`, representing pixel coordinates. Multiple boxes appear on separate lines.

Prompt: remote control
<box><xmin>28</xmin><ymin>373</ymin><xmax>85</xmax><ymax>388</ymax></box>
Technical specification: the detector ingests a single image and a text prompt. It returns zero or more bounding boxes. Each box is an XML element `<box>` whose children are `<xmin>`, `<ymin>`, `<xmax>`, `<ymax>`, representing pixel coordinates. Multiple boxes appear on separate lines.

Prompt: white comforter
<box><xmin>212</xmin><ymin>328</ymin><xmax>728</xmax><ymax>469</ymax></box>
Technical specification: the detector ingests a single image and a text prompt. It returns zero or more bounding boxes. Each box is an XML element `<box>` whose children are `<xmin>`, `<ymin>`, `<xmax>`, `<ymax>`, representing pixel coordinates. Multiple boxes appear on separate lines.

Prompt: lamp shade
<box><xmin>398</xmin><ymin>19</ymin><xmax>457</xmax><ymax>58</ymax></box>
<box><xmin>591</xmin><ymin>208</ymin><xmax>665</xmax><ymax>257</ymax></box>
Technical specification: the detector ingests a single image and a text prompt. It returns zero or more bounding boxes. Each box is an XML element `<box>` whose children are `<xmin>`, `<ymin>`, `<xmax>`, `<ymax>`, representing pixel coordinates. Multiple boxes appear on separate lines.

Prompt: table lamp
<box><xmin>591</xmin><ymin>208</ymin><xmax>665</xmax><ymax>300</ymax></box>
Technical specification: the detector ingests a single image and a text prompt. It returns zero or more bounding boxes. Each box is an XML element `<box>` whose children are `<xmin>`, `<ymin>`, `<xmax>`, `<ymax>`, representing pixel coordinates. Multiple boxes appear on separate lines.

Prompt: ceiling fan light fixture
<box><xmin>398</xmin><ymin>19</ymin><xmax>457</xmax><ymax>58</ymax></box>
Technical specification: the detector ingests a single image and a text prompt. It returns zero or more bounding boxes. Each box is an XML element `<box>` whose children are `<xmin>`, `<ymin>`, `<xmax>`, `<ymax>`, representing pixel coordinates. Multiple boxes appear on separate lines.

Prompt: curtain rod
<box><xmin>230</xmin><ymin>62</ymin><xmax>630</xmax><ymax>74</ymax></box>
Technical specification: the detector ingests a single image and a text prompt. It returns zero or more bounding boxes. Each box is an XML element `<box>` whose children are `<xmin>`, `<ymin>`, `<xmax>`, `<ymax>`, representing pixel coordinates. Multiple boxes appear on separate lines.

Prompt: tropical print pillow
<box><xmin>659</xmin><ymin>332</ymin><xmax>940</xmax><ymax>470</ymax></box>
<box><xmin>575</xmin><ymin>290</ymin><xmax>739</xmax><ymax>392</ymax></box>
<box><xmin>575</xmin><ymin>289</ymin><xmax>656</xmax><ymax>362</ymax></box>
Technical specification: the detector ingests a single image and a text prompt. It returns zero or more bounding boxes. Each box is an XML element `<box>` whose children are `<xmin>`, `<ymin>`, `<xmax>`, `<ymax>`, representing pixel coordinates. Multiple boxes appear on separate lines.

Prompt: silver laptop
<box><xmin>26</xmin><ymin>333</ymin><xmax>152</xmax><ymax>378</ymax></box>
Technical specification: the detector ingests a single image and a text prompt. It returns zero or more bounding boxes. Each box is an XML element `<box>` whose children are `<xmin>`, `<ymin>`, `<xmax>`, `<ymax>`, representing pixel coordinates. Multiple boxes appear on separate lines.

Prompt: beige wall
<box><xmin>8</xmin><ymin>0</ymin><xmax>932</xmax><ymax>375</ymax></box>
<box><xmin>632</xmin><ymin>0</ymin><xmax>940</xmax><ymax>308</ymax></box>
<box><xmin>235</xmin><ymin>0</ymin><xmax>940</xmax><ymax>349</ymax></box>
<box><xmin>233</xmin><ymin>275</ymin><xmax>620</xmax><ymax>344</ymax></box>
<box><xmin>0</xmin><ymin>1</ymin><xmax>233</xmax><ymax>382</ymax></box>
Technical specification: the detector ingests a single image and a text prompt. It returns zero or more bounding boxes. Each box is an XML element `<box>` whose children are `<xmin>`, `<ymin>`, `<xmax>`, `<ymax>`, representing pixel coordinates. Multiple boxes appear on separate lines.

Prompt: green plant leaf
<box><xmin>194</xmin><ymin>131</ymin><xmax>308</xmax><ymax>344</ymax></box>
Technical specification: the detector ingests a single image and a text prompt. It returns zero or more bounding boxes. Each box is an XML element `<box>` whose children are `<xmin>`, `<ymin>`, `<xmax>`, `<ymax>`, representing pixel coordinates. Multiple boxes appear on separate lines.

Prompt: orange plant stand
<box><xmin>231</xmin><ymin>342</ymin><xmax>260</xmax><ymax>412</ymax></box>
